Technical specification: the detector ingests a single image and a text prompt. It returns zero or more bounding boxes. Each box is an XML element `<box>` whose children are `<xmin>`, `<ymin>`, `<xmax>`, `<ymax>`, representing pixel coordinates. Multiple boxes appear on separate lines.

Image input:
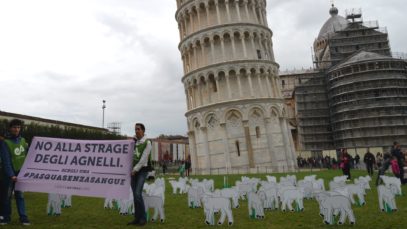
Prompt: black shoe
<box><xmin>127</xmin><ymin>220</ymin><xmax>139</xmax><ymax>225</ymax></box>
<box><xmin>21</xmin><ymin>218</ymin><xmax>31</xmax><ymax>226</ymax></box>
<box><xmin>135</xmin><ymin>220</ymin><xmax>146</xmax><ymax>226</ymax></box>
<box><xmin>0</xmin><ymin>219</ymin><xmax>10</xmax><ymax>225</ymax></box>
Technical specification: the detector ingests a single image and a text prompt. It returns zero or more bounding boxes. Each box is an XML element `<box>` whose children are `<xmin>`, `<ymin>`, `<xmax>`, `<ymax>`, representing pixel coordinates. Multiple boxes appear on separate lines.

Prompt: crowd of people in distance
<box><xmin>297</xmin><ymin>143</ymin><xmax>406</xmax><ymax>185</ymax></box>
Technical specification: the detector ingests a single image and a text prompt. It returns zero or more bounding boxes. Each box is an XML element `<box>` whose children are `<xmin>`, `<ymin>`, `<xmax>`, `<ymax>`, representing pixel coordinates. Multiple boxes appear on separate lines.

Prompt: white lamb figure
<box><xmin>380</xmin><ymin>175</ymin><xmax>402</xmax><ymax>195</ymax></box>
<box><xmin>260</xmin><ymin>180</ymin><xmax>278</xmax><ymax>190</ymax></box>
<box><xmin>259</xmin><ymin>186</ymin><xmax>279</xmax><ymax>210</ymax></box>
<box><xmin>333</xmin><ymin>175</ymin><xmax>348</xmax><ymax>183</ymax></box>
<box><xmin>47</xmin><ymin>193</ymin><xmax>62</xmax><ymax>216</ymax></box>
<box><xmin>202</xmin><ymin>196</ymin><xmax>233</xmax><ymax>226</ymax></box>
<box><xmin>280</xmin><ymin>175</ymin><xmax>297</xmax><ymax>186</ymax></box>
<box><xmin>241</xmin><ymin>177</ymin><xmax>261</xmax><ymax>188</ymax></box>
<box><xmin>248</xmin><ymin>192</ymin><xmax>265</xmax><ymax>219</ymax></box>
<box><xmin>169</xmin><ymin>180</ymin><xmax>187</xmax><ymax>194</ymax></box>
<box><xmin>237</xmin><ymin>183</ymin><xmax>255</xmax><ymax>200</ymax></box>
<box><xmin>281</xmin><ymin>188</ymin><xmax>304</xmax><ymax>212</ymax></box>
<box><xmin>304</xmin><ymin>174</ymin><xmax>317</xmax><ymax>182</ymax></box>
<box><xmin>60</xmin><ymin>194</ymin><xmax>72</xmax><ymax>208</ymax></box>
<box><xmin>147</xmin><ymin>185</ymin><xmax>165</xmax><ymax>204</ymax></box>
<box><xmin>313</xmin><ymin>178</ymin><xmax>326</xmax><ymax>192</ymax></box>
<box><xmin>378</xmin><ymin>184</ymin><xmax>398</xmax><ymax>212</ymax></box>
<box><xmin>104</xmin><ymin>198</ymin><xmax>115</xmax><ymax>209</ymax></box>
<box><xmin>314</xmin><ymin>191</ymin><xmax>332</xmax><ymax>218</ymax></box>
<box><xmin>119</xmin><ymin>198</ymin><xmax>133</xmax><ymax>215</ymax></box>
<box><xmin>203</xmin><ymin>179</ymin><xmax>215</xmax><ymax>192</ymax></box>
<box><xmin>332</xmin><ymin>186</ymin><xmax>354</xmax><ymax>205</ymax></box>
<box><xmin>346</xmin><ymin>184</ymin><xmax>366</xmax><ymax>206</ymax></box>
<box><xmin>143</xmin><ymin>193</ymin><xmax>165</xmax><ymax>223</ymax></box>
<box><xmin>277</xmin><ymin>184</ymin><xmax>296</xmax><ymax>201</ymax></box>
<box><xmin>119</xmin><ymin>188</ymin><xmax>134</xmax><ymax>215</ymax></box>
<box><xmin>354</xmin><ymin>177</ymin><xmax>371</xmax><ymax>191</ymax></box>
<box><xmin>266</xmin><ymin>175</ymin><xmax>277</xmax><ymax>183</ymax></box>
<box><xmin>188</xmin><ymin>186</ymin><xmax>204</xmax><ymax>208</ymax></box>
<box><xmin>156</xmin><ymin>177</ymin><xmax>166</xmax><ymax>191</ymax></box>
<box><xmin>356</xmin><ymin>176</ymin><xmax>371</xmax><ymax>190</ymax></box>
<box><xmin>329</xmin><ymin>180</ymin><xmax>346</xmax><ymax>191</ymax></box>
<box><xmin>297</xmin><ymin>180</ymin><xmax>314</xmax><ymax>199</ymax></box>
<box><xmin>320</xmin><ymin>195</ymin><xmax>355</xmax><ymax>225</ymax></box>
<box><xmin>314</xmin><ymin>191</ymin><xmax>345</xmax><ymax>218</ymax></box>
<box><xmin>218</xmin><ymin>188</ymin><xmax>240</xmax><ymax>208</ymax></box>
<box><xmin>191</xmin><ymin>180</ymin><xmax>212</xmax><ymax>193</ymax></box>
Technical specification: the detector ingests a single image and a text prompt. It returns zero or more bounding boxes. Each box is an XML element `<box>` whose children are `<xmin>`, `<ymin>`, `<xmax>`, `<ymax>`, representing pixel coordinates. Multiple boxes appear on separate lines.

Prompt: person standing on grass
<box><xmin>364</xmin><ymin>150</ymin><xmax>375</xmax><ymax>176</ymax></box>
<box><xmin>376</xmin><ymin>152</ymin><xmax>383</xmax><ymax>169</ymax></box>
<box><xmin>185</xmin><ymin>155</ymin><xmax>191</xmax><ymax>176</ymax></box>
<box><xmin>0</xmin><ymin>135</ymin><xmax>5</xmax><ymax>221</ymax></box>
<box><xmin>127</xmin><ymin>123</ymin><xmax>152</xmax><ymax>226</ymax></box>
<box><xmin>391</xmin><ymin>142</ymin><xmax>405</xmax><ymax>184</ymax></box>
<box><xmin>0</xmin><ymin>119</ymin><xmax>30</xmax><ymax>226</ymax></box>
<box><xmin>376</xmin><ymin>152</ymin><xmax>392</xmax><ymax>186</ymax></box>
<box><xmin>340</xmin><ymin>148</ymin><xmax>351</xmax><ymax>180</ymax></box>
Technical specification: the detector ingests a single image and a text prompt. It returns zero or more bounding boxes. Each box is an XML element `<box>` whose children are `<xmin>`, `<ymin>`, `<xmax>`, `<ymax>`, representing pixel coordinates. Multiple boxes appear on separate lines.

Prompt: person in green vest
<box><xmin>178</xmin><ymin>161</ymin><xmax>185</xmax><ymax>177</ymax></box>
<box><xmin>0</xmin><ymin>119</ymin><xmax>30</xmax><ymax>226</ymax></box>
<box><xmin>127</xmin><ymin>123</ymin><xmax>152</xmax><ymax>226</ymax></box>
<box><xmin>0</xmin><ymin>135</ymin><xmax>5</xmax><ymax>221</ymax></box>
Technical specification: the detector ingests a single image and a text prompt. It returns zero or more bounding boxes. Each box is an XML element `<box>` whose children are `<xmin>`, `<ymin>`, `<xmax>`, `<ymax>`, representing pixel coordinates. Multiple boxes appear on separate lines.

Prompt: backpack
<box><xmin>391</xmin><ymin>159</ymin><xmax>400</xmax><ymax>175</ymax></box>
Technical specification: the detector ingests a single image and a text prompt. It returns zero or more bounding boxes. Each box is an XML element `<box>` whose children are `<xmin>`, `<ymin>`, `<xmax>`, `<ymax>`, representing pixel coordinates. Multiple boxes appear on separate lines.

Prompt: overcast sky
<box><xmin>0</xmin><ymin>0</ymin><xmax>406</xmax><ymax>137</ymax></box>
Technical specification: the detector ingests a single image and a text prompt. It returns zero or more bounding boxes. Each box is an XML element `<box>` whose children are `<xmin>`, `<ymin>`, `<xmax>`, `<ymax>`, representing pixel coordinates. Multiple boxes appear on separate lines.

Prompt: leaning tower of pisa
<box><xmin>175</xmin><ymin>0</ymin><xmax>297</xmax><ymax>174</ymax></box>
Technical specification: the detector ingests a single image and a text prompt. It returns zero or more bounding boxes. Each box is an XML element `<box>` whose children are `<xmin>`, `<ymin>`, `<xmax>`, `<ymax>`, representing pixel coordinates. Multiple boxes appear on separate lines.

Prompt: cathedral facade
<box><xmin>280</xmin><ymin>5</ymin><xmax>407</xmax><ymax>153</ymax></box>
<box><xmin>175</xmin><ymin>0</ymin><xmax>297</xmax><ymax>174</ymax></box>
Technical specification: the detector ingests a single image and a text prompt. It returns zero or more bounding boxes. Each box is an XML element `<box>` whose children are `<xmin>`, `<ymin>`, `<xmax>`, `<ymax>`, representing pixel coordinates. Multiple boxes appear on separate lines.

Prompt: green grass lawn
<box><xmin>6</xmin><ymin>170</ymin><xmax>407</xmax><ymax>228</ymax></box>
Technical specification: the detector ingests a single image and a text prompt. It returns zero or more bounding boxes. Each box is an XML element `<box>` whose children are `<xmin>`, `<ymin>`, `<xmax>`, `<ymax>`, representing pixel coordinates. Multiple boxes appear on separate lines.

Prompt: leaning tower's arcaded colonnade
<box><xmin>175</xmin><ymin>0</ymin><xmax>297</xmax><ymax>174</ymax></box>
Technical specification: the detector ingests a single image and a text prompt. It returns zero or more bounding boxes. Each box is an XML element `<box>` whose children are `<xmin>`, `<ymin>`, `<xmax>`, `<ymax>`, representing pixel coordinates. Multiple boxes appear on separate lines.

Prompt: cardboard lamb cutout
<box><xmin>60</xmin><ymin>194</ymin><xmax>72</xmax><ymax>208</ymax></box>
<box><xmin>380</xmin><ymin>175</ymin><xmax>402</xmax><ymax>195</ymax></box>
<box><xmin>258</xmin><ymin>186</ymin><xmax>279</xmax><ymax>210</ymax></box>
<box><xmin>280</xmin><ymin>188</ymin><xmax>304</xmax><ymax>212</ymax></box>
<box><xmin>248</xmin><ymin>191</ymin><xmax>266</xmax><ymax>219</ymax></box>
<box><xmin>320</xmin><ymin>194</ymin><xmax>355</xmax><ymax>225</ymax></box>
<box><xmin>215</xmin><ymin>188</ymin><xmax>240</xmax><ymax>208</ymax></box>
<box><xmin>169</xmin><ymin>179</ymin><xmax>188</xmax><ymax>194</ymax></box>
<box><xmin>143</xmin><ymin>193</ymin><xmax>165</xmax><ymax>223</ymax></box>
<box><xmin>202</xmin><ymin>196</ymin><xmax>234</xmax><ymax>226</ymax></box>
<box><xmin>378</xmin><ymin>184</ymin><xmax>398</xmax><ymax>212</ymax></box>
<box><xmin>47</xmin><ymin>193</ymin><xmax>62</xmax><ymax>216</ymax></box>
<box><xmin>188</xmin><ymin>186</ymin><xmax>204</xmax><ymax>208</ymax></box>
<box><xmin>346</xmin><ymin>184</ymin><xmax>366</xmax><ymax>206</ymax></box>
<box><xmin>104</xmin><ymin>198</ymin><xmax>119</xmax><ymax>210</ymax></box>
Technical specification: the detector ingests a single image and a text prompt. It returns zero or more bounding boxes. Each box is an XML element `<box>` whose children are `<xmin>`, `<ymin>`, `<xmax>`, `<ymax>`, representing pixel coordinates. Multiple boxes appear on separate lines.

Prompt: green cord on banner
<box><xmin>146</xmin><ymin>211</ymin><xmax>150</xmax><ymax>221</ymax></box>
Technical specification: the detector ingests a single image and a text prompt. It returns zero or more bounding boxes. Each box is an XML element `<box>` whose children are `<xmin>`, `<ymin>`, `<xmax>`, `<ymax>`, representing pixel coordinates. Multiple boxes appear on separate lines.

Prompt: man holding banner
<box><xmin>0</xmin><ymin>119</ymin><xmax>30</xmax><ymax>226</ymax></box>
<box><xmin>128</xmin><ymin>123</ymin><xmax>152</xmax><ymax>226</ymax></box>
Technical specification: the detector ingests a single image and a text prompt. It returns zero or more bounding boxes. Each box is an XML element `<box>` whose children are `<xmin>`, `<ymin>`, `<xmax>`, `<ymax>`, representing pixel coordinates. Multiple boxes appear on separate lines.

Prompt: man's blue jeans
<box><xmin>131</xmin><ymin>170</ymin><xmax>148</xmax><ymax>222</ymax></box>
<box><xmin>1</xmin><ymin>178</ymin><xmax>28</xmax><ymax>222</ymax></box>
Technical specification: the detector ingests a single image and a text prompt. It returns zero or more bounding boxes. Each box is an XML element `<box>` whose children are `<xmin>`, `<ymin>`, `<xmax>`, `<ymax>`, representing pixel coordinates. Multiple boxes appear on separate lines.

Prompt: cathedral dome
<box><xmin>318</xmin><ymin>5</ymin><xmax>348</xmax><ymax>39</ymax></box>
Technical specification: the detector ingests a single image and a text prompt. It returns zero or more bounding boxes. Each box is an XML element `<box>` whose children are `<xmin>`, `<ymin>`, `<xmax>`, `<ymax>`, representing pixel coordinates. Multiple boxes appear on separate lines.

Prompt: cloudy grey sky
<box><xmin>0</xmin><ymin>0</ymin><xmax>405</xmax><ymax>137</ymax></box>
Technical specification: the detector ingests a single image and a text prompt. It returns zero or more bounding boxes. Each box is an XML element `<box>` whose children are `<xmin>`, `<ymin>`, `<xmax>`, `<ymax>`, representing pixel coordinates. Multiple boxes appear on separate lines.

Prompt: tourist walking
<box><xmin>340</xmin><ymin>148</ymin><xmax>351</xmax><ymax>180</ymax></box>
<box><xmin>363</xmin><ymin>150</ymin><xmax>375</xmax><ymax>176</ymax></box>
<box><xmin>391</xmin><ymin>142</ymin><xmax>405</xmax><ymax>184</ymax></box>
